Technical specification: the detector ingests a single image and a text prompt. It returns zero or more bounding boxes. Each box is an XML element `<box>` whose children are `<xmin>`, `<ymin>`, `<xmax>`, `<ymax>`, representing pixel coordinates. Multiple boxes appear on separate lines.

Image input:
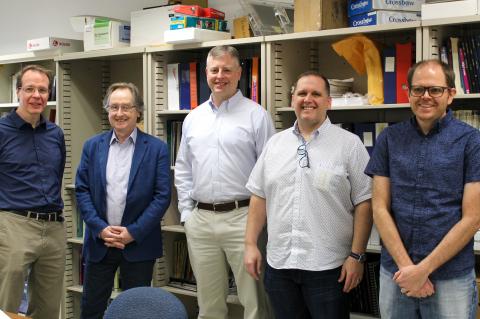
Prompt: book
<box><xmin>450</xmin><ymin>37</ymin><xmax>464</xmax><ymax>95</ymax></box>
<box><xmin>458</xmin><ymin>45</ymin><xmax>470</xmax><ymax>94</ymax></box>
<box><xmin>395</xmin><ymin>42</ymin><xmax>413</xmax><ymax>103</ymax></box>
<box><xmin>250</xmin><ymin>56</ymin><xmax>260</xmax><ymax>103</ymax></box>
<box><xmin>238</xmin><ymin>58</ymin><xmax>251</xmax><ymax>98</ymax></box>
<box><xmin>179</xmin><ymin>62</ymin><xmax>191</xmax><ymax>110</ymax></box>
<box><xmin>189</xmin><ymin>62</ymin><xmax>198</xmax><ymax>109</ymax></box>
<box><xmin>167</xmin><ymin>63</ymin><xmax>180</xmax><ymax>110</ymax></box>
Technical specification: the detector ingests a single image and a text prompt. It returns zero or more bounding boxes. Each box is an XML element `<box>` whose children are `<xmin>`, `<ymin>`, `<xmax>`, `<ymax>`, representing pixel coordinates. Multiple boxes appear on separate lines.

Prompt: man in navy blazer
<box><xmin>75</xmin><ymin>82</ymin><xmax>171</xmax><ymax>319</ymax></box>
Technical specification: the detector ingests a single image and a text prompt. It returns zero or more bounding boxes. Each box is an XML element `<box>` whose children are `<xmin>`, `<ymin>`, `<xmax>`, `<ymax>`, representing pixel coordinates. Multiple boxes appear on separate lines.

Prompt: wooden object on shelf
<box><xmin>293</xmin><ymin>0</ymin><xmax>348</xmax><ymax>32</ymax></box>
<box><xmin>233</xmin><ymin>16</ymin><xmax>252</xmax><ymax>39</ymax></box>
<box><xmin>5</xmin><ymin>312</ymin><xmax>32</xmax><ymax>319</ymax></box>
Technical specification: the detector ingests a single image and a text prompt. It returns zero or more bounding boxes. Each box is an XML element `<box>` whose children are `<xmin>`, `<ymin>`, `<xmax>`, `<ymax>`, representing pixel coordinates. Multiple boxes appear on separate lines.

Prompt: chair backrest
<box><xmin>104</xmin><ymin>287</ymin><xmax>188</xmax><ymax>319</ymax></box>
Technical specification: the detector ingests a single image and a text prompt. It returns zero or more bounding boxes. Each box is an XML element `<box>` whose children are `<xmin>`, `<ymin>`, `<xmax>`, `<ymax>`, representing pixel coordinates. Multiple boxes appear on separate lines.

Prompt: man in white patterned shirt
<box><xmin>175</xmin><ymin>45</ymin><xmax>274</xmax><ymax>318</ymax></box>
<box><xmin>244</xmin><ymin>71</ymin><xmax>373</xmax><ymax>319</ymax></box>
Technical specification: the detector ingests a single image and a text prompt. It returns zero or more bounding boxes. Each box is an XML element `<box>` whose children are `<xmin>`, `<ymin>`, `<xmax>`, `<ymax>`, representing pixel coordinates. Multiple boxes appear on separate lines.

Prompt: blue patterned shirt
<box><xmin>365</xmin><ymin>110</ymin><xmax>480</xmax><ymax>280</ymax></box>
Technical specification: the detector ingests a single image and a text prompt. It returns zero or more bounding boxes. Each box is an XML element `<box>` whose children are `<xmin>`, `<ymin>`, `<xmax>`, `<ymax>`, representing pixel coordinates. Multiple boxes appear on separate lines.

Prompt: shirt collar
<box><xmin>410</xmin><ymin>108</ymin><xmax>453</xmax><ymax>135</ymax></box>
<box><xmin>208</xmin><ymin>90</ymin><xmax>243</xmax><ymax>113</ymax></box>
<box><xmin>10</xmin><ymin>108</ymin><xmax>46</xmax><ymax>129</ymax></box>
<box><xmin>110</xmin><ymin>127</ymin><xmax>138</xmax><ymax>145</ymax></box>
<box><xmin>292</xmin><ymin>117</ymin><xmax>332</xmax><ymax>142</ymax></box>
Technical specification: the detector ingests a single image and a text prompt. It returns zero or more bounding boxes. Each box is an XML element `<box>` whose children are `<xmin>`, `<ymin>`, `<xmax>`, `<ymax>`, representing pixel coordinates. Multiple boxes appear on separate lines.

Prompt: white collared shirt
<box><xmin>175</xmin><ymin>90</ymin><xmax>275</xmax><ymax>222</ymax></box>
<box><xmin>105</xmin><ymin>128</ymin><xmax>137</xmax><ymax>226</ymax></box>
<box><xmin>247</xmin><ymin>119</ymin><xmax>372</xmax><ymax>271</ymax></box>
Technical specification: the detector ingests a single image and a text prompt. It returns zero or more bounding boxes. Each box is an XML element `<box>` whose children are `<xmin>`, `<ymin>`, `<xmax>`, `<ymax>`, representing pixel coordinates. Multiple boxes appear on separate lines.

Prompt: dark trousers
<box><xmin>81</xmin><ymin>248</ymin><xmax>155</xmax><ymax>319</ymax></box>
<box><xmin>264</xmin><ymin>263</ymin><xmax>349</xmax><ymax>319</ymax></box>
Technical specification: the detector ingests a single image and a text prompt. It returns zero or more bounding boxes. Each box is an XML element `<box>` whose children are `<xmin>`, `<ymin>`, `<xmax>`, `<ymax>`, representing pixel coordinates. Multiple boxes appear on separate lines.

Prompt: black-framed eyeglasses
<box><xmin>297</xmin><ymin>142</ymin><xmax>310</xmax><ymax>168</ymax></box>
<box><xmin>409</xmin><ymin>86</ymin><xmax>450</xmax><ymax>98</ymax></box>
<box><xmin>106</xmin><ymin>104</ymin><xmax>136</xmax><ymax>112</ymax></box>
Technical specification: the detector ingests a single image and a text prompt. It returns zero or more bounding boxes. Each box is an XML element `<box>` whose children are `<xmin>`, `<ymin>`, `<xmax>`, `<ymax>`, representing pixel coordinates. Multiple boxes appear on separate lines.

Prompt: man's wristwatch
<box><xmin>349</xmin><ymin>252</ymin><xmax>367</xmax><ymax>263</ymax></box>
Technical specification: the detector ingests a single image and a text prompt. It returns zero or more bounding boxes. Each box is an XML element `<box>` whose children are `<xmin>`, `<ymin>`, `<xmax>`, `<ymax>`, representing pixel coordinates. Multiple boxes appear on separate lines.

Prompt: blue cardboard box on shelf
<box><xmin>348</xmin><ymin>0</ymin><xmax>425</xmax><ymax>17</ymax></box>
<box><xmin>349</xmin><ymin>10</ymin><xmax>421</xmax><ymax>27</ymax></box>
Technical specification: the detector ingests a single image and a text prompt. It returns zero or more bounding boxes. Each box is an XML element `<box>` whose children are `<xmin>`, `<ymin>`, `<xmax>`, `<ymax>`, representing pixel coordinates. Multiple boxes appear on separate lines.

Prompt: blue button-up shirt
<box><xmin>0</xmin><ymin>109</ymin><xmax>66</xmax><ymax>212</ymax></box>
<box><xmin>365</xmin><ymin>110</ymin><xmax>480</xmax><ymax>280</ymax></box>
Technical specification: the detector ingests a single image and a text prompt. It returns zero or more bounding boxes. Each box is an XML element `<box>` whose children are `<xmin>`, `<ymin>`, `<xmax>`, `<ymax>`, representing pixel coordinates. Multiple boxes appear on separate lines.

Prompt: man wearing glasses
<box><xmin>244</xmin><ymin>71</ymin><xmax>372</xmax><ymax>318</ymax></box>
<box><xmin>0</xmin><ymin>65</ymin><xmax>66</xmax><ymax>318</ymax></box>
<box><xmin>75</xmin><ymin>82</ymin><xmax>171</xmax><ymax>319</ymax></box>
<box><xmin>365</xmin><ymin>59</ymin><xmax>480</xmax><ymax>318</ymax></box>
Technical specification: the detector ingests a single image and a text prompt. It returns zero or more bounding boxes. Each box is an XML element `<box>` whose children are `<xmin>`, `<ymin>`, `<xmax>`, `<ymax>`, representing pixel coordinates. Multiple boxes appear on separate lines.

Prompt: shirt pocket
<box><xmin>313</xmin><ymin>164</ymin><xmax>349</xmax><ymax>192</ymax></box>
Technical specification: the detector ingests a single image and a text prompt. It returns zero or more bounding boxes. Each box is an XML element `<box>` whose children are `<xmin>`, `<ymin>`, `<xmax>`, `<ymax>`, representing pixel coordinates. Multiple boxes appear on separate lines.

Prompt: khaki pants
<box><xmin>0</xmin><ymin>211</ymin><xmax>66</xmax><ymax>319</ymax></box>
<box><xmin>184</xmin><ymin>206</ymin><xmax>271</xmax><ymax>319</ymax></box>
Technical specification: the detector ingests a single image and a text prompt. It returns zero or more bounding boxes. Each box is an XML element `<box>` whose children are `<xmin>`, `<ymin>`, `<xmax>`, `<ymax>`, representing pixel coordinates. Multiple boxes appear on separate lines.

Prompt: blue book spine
<box><xmin>179</xmin><ymin>62</ymin><xmax>191</xmax><ymax>110</ymax></box>
<box><xmin>383</xmin><ymin>47</ymin><xmax>396</xmax><ymax>104</ymax></box>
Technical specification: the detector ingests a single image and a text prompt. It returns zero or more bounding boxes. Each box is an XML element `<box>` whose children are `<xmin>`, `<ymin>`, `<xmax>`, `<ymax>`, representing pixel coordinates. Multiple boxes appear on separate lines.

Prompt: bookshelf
<box><xmin>0</xmin><ymin>15</ymin><xmax>476</xmax><ymax>319</ymax></box>
<box><xmin>0</xmin><ymin>52</ymin><xmax>58</xmax><ymax>120</ymax></box>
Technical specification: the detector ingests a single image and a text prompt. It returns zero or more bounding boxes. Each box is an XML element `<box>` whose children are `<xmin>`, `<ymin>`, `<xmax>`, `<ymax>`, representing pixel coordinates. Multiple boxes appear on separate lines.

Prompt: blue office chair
<box><xmin>104</xmin><ymin>286</ymin><xmax>188</xmax><ymax>319</ymax></box>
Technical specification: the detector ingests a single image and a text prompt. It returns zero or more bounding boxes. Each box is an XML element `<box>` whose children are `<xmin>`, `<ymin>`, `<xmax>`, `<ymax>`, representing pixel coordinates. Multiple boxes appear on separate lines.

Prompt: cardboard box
<box><xmin>27</xmin><ymin>37</ymin><xmax>83</xmax><ymax>52</ymax></box>
<box><xmin>168</xmin><ymin>0</ymin><xmax>208</xmax><ymax>7</ymax></box>
<box><xmin>348</xmin><ymin>0</ymin><xmax>425</xmax><ymax>17</ymax></box>
<box><xmin>294</xmin><ymin>0</ymin><xmax>348</xmax><ymax>32</ymax></box>
<box><xmin>174</xmin><ymin>4</ymin><xmax>204</xmax><ymax>16</ymax></box>
<box><xmin>164</xmin><ymin>28</ymin><xmax>230</xmax><ymax>44</ymax></box>
<box><xmin>170</xmin><ymin>16</ymin><xmax>227</xmax><ymax>31</ymax></box>
<box><xmin>84</xmin><ymin>18</ymin><xmax>130</xmax><ymax>51</ymax></box>
<box><xmin>421</xmin><ymin>0</ymin><xmax>477</xmax><ymax>19</ymax></box>
<box><xmin>349</xmin><ymin>10</ymin><xmax>421</xmax><ymax>27</ymax></box>
<box><xmin>131</xmin><ymin>5</ymin><xmax>177</xmax><ymax>47</ymax></box>
<box><xmin>233</xmin><ymin>16</ymin><xmax>252</xmax><ymax>38</ymax></box>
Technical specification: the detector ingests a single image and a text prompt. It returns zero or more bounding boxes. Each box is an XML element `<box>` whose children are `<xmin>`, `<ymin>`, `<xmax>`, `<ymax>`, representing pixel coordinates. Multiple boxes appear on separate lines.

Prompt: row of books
<box><xmin>340</xmin><ymin>122</ymin><xmax>390</xmax><ymax>155</ymax></box>
<box><xmin>382</xmin><ymin>42</ymin><xmax>414</xmax><ymax>104</ymax></box>
<box><xmin>440</xmin><ymin>36</ymin><xmax>480</xmax><ymax>95</ymax></box>
<box><xmin>169</xmin><ymin>238</ymin><xmax>237</xmax><ymax>295</ymax></box>
<box><xmin>349</xmin><ymin>255</ymin><xmax>380</xmax><ymax>317</ymax></box>
<box><xmin>167</xmin><ymin>120</ymin><xmax>183</xmax><ymax>165</ymax></box>
<box><xmin>453</xmin><ymin>110</ymin><xmax>480</xmax><ymax>129</ymax></box>
<box><xmin>166</xmin><ymin>57</ymin><xmax>260</xmax><ymax>111</ymax></box>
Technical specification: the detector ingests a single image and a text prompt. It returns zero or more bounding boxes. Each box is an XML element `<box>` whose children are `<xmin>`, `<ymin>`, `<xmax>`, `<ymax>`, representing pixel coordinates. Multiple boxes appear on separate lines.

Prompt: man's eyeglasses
<box><xmin>297</xmin><ymin>142</ymin><xmax>310</xmax><ymax>168</ymax></box>
<box><xmin>409</xmin><ymin>86</ymin><xmax>450</xmax><ymax>98</ymax></box>
<box><xmin>107</xmin><ymin>104</ymin><xmax>136</xmax><ymax>112</ymax></box>
<box><xmin>20</xmin><ymin>86</ymin><xmax>49</xmax><ymax>95</ymax></box>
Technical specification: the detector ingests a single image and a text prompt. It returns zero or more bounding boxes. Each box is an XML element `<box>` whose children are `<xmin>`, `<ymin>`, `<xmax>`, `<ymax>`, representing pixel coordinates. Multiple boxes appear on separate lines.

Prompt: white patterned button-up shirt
<box><xmin>247</xmin><ymin>118</ymin><xmax>372</xmax><ymax>271</ymax></box>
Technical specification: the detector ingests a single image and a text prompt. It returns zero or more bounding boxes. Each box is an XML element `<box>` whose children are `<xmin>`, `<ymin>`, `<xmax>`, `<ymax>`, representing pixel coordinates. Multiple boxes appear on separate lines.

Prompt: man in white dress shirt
<box><xmin>244</xmin><ymin>71</ymin><xmax>373</xmax><ymax>319</ymax></box>
<box><xmin>175</xmin><ymin>45</ymin><xmax>275</xmax><ymax>319</ymax></box>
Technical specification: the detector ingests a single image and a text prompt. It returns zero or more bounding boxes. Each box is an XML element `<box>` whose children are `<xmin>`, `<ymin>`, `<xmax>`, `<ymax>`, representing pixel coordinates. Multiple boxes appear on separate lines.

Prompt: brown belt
<box><xmin>197</xmin><ymin>199</ymin><xmax>250</xmax><ymax>212</ymax></box>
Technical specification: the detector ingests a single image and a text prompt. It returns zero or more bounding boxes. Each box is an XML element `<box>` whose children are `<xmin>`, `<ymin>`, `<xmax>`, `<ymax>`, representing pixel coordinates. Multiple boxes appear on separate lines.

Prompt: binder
<box><xmin>167</xmin><ymin>63</ymin><xmax>180</xmax><ymax>110</ymax></box>
<box><xmin>238</xmin><ymin>58</ymin><xmax>251</xmax><ymax>97</ymax></box>
<box><xmin>198</xmin><ymin>59</ymin><xmax>210</xmax><ymax>104</ymax></box>
<box><xmin>395</xmin><ymin>42</ymin><xmax>412</xmax><ymax>103</ymax></box>
<box><xmin>382</xmin><ymin>47</ymin><xmax>396</xmax><ymax>104</ymax></box>
<box><xmin>354</xmin><ymin>123</ymin><xmax>376</xmax><ymax>155</ymax></box>
<box><xmin>189</xmin><ymin>62</ymin><xmax>198</xmax><ymax>109</ymax></box>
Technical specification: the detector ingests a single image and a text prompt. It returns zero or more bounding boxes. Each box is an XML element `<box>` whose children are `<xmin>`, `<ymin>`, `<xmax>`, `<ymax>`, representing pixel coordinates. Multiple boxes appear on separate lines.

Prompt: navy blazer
<box><xmin>75</xmin><ymin>129</ymin><xmax>171</xmax><ymax>263</ymax></box>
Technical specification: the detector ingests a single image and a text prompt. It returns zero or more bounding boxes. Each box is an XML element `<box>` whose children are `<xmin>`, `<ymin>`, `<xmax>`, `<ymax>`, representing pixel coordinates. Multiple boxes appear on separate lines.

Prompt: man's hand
<box><xmin>244</xmin><ymin>243</ymin><xmax>262</xmax><ymax>281</ymax></box>
<box><xmin>402</xmin><ymin>279</ymin><xmax>435</xmax><ymax>298</ymax></box>
<box><xmin>100</xmin><ymin>226</ymin><xmax>134</xmax><ymax>249</ymax></box>
<box><xmin>338</xmin><ymin>257</ymin><xmax>364</xmax><ymax>293</ymax></box>
<box><xmin>394</xmin><ymin>264</ymin><xmax>435</xmax><ymax>298</ymax></box>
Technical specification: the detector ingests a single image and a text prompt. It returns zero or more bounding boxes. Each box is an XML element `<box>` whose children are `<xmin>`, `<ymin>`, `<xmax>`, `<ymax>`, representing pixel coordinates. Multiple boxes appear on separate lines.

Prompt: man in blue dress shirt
<box><xmin>0</xmin><ymin>65</ymin><xmax>66</xmax><ymax>319</ymax></box>
<box><xmin>75</xmin><ymin>82</ymin><xmax>171</xmax><ymax>319</ymax></box>
<box><xmin>365</xmin><ymin>59</ymin><xmax>480</xmax><ymax>318</ymax></box>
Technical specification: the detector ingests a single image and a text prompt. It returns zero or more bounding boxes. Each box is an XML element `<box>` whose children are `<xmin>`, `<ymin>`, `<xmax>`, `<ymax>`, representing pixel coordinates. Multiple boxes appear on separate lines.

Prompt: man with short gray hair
<box><xmin>76</xmin><ymin>82</ymin><xmax>171</xmax><ymax>319</ymax></box>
